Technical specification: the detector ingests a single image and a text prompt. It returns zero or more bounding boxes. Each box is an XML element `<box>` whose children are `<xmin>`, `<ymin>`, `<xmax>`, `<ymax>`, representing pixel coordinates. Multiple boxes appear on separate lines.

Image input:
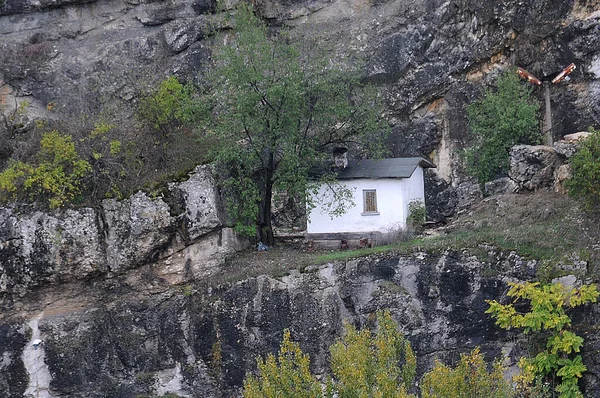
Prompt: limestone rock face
<box><xmin>0</xmin><ymin>166</ymin><xmax>242</xmax><ymax>298</ymax></box>
<box><xmin>2</xmin><ymin>250</ymin><xmax>598</xmax><ymax>398</ymax></box>
<box><xmin>554</xmin><ymin>140</ymin><xmax>581</xmax><ymax>159</ymax></box>
<box><xmin>424</xmin><ymin>169</ymin><xmax>458</xmax><ymax>221</ymax></box>
<box><xmin>555</xmin><ymin>163</ymin><xmax>572</xmax><ymax>195</ymax></box>
<box><xmin>509</xmin><ymin>145</ymin><xmax>561</xmax><ymax>191</ymax></box>
<box><xmin>554</xmin><ymin>132</ymin><xmax>594</xmax><ymax>159</ymax></box>
<box><xmin>564</xmin><ymin>132</ymin><xmax>593</xmax><ymax>142</ymax></box>
<box><xmin>0</xmin><ymin>321</ymin><xmax>29</xmax><ymax>398</ymax></box>
<box><xmin>484</xmin><ymin>177</ymin><xmax>517</xmax><ymax>196</ymax></box>
<box><xmin>168</xmin><ymin>165</ymin><xmax>222</xmax><ymax>242</ymax></box>
<box><xmin>0</xmin><ymin>207</ymin><xmax>106</xmax><ymax>296</ymax></box>
<box><xmin>103</xmin><ymin>192</ymin><xmax>176</xmax><ymax>274</ymax></box>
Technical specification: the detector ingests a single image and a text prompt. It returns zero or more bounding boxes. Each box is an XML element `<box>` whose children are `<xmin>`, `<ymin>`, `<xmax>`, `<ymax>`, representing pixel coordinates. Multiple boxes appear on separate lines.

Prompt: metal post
<box><xmin>543</xmin><ymin>82</ymin><xmax>553</xmax><ymax>146</ymax></box>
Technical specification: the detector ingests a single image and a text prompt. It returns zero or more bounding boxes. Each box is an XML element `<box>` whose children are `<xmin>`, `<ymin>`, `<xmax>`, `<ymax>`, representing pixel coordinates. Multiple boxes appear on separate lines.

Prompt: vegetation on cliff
<box><xmin>244</xmin><ymin>311</ymin><xmax>419</xmax><ymax>398</ymax></box>
<box><xmin>421</xmin><ymin>348</ymin><xmax>513</xmax><ymax>398</ymax></box>
<box><xmin>245</xmin><ymin>283</ymin><xmax>598</xmax><ymax>398</ymax></box>
<box><xmin>244</xmin><ymin>310</ymin><xmax>513</xmax><ymax>398</ymax></box>
<box><xmin>567</xmin><ymin>128</ymin><xmax>600</xmax><ymax>208</ymax></box>
<box><xmin>202</xmin><ymin>3</ymin><xmax>388</xmax><ymax>244</ymax></box>
<box><xmin>487</xmin><ymin>282</ymin><xmax>599</xmax><ymax>398</ymax></box>
<box><xmin>0</xmin><ymin>130</ymin><xmax>91</xmax><ymax>208</ymax></box>
<box><xmin>465</xmin><ymin>70</ymin><xmax>540</xmax><ymax>184</ymax></box>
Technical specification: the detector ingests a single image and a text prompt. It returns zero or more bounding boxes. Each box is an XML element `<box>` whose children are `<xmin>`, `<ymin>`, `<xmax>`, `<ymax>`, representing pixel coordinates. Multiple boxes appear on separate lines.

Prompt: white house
<box><xmin>306</xmin><ymin>155</ymin><xmax>435</xmax><ymax>241</ymax></box>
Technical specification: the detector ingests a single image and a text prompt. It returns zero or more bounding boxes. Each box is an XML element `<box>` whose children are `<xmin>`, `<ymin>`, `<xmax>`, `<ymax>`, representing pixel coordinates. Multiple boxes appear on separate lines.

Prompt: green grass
<box><xmin>314</xmin><ymin>245</ymin><xmax>396</xmax><ymax>264</ymax></box>
<box><xmin>204</xmin><ymin>192</ymin><xmax>599</xmax><ymax>289</ymax></box>
<box><xmin>314</xmin><ymin>193</ymin><xmax>595</xmax><ymax>270</ymax></box>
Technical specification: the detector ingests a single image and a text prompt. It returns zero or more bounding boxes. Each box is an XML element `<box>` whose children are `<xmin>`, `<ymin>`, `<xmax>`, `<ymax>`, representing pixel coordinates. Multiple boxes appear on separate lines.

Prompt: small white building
<box><xmin>306</xmin><ymin>156</ymin><xmax>434</xmax><ymax>242</ymax></box>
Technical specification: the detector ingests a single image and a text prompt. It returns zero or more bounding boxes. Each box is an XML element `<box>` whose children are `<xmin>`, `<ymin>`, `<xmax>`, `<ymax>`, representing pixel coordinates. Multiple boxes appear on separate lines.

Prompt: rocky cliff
<box><xmin>0</xmin><ymin>163</ymin><xmax>598</xmax><ymax>397</ymax></box>
<box><xmin>2</xmin><ymin>0</ymin><xmax>600</xmax><ymax>397</ymax></box>
<box><xmin>2</xmin><ymin>0</ymin><xmax>600</xmax><ymax>217</ymax></box>
<box><xmin>3</xmin><ymin>242</ymin><xmax>600</xmax><ymax>397</ymax></box>
<box><xmin>0</xmin><ymin>165</ymin><xmax>249</xmax><ymax>397</ymax></box>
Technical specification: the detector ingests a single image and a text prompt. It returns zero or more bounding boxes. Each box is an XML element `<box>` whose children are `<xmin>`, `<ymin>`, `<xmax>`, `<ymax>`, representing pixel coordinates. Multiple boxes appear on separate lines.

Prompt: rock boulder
<box><xmin>509</xmin><ymin>145</ymin><xmax>561</xmax><ymax>191</ymax></box>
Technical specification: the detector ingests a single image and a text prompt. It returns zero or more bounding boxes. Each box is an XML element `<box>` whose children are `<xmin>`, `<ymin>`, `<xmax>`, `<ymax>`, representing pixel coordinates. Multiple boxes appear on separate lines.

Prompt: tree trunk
<box><xmin>258</xmin><ymin>151</ymin><xmax>275</xmax><ymax>246</ymax></box>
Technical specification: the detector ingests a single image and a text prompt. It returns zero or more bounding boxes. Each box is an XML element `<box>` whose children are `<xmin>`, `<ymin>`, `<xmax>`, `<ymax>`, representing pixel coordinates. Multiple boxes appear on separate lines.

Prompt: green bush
<box><xmin>138</xmin><ymin>76</ymin><xmax>198</xmax><ymax>136</ymax></box>
<box><xmin>243</xmin><ymin>310</ymin><xmax>416</xmax><ymax>398</ymax></box>
<box><xmin>0</xmin><ymin>130</ymin><xmax>91</xmax><ymax>208</ymax></box>
<box><xmin>329</xmin><ymin>310</ymin><xmax>416</xmax><ymax>397</ymax></box>
<box><xmin>407</xmin><ymin>200</ymin><xmax>426</xmax><ymax>231</ymax></box>
<box><xmin>486</xmin><ymin>281</ymin><xmax>599</xmax><ymax>397</ymax></box>
<box><xmin>567</xmin><ymin>128</ymin><xmax>600</xmax><ymax>208</ymax></box>
<box><xmin>243</xmin><ymin>329</ymin><xmax>323</xmax><ymax>398</ymax></box>
<box><xmin>421</xmin><ymin>348</ymin><xmax>514</xmax><ymax>398</ymax></box>
<box><xmin>466</xmin><ymin>69</ymin><xmax>540</xmax><ymax>183</ymax></box>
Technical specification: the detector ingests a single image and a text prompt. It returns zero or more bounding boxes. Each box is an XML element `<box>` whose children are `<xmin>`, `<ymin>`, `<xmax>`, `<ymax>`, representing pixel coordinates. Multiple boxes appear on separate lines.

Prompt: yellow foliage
<box><xmin>421</xmin><ymin>348</ymin><xmax>514</xmax><ymax>398</ymax></box>
<box><xmin>486</xmin><ymin>282</ymin><xmax>597</xmax><ymax>397</ymax></box>
<box><xmin>243</xmin><ymin>330</ymin><xmax>323</xmax><ymax>398</ymax></box>
<box><xmin>0</xmin><ymin>131</ymin><xmax>91</xmax><ymax>208</ymax></box>
<box><xmin>329</xmin><ymin>310</ymin><xmax>416</xmax><ymax>398</ymax></box>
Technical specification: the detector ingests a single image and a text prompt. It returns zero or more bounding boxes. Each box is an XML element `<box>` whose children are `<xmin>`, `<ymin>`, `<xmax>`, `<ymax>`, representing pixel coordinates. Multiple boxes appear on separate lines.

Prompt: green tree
<box><xmin>0</xmin><ymin>130</ymin><xmax>91</xmax><ymax>208</ymax></box>
<box><xmin>486</xmin><ymin>281</ymin><xmax>599</xmax><ymax>398</ymax></box>
<box><xmin>138</xmin><ymin>76</ymin><xmax>197</xmax><ymax>137</ymax></box>
<box><xmin>329</xmin><ymin>310</ymin><xmax>416</xmax><ymax>398</ymax></box>
<box><xmin>567</xmin><ymin>127</ymin><xmax>600</xmax><ymax>208</ymax></box>
<box><xmin>420</xmin><ymin>348</ymin><xmax>514</xmax><ymax>398</ymax></box>
<box><xmin>204</xmin><ymin>3</ymin><xmax>388</xmax><ymax>243</ymax></box>
<box><xmin>466</xmin><ymin>69</ymin><xmax>540</xmax><ymax>184</ymax></box>
<box><xmin>243</xmin><ymin>329</ymin><xmax>324</xmax><ymax>398</ymax></box>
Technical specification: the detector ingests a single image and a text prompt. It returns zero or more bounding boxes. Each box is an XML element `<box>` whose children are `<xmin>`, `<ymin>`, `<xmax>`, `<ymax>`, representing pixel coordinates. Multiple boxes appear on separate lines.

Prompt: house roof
<box><xmin>335</xmin><ymin>157</ymin><xmax>435</xmax><ymax>179</ymax></box>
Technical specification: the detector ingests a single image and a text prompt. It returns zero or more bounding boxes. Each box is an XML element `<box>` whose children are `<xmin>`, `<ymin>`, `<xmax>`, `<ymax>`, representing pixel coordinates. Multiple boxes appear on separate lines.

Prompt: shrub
<box><xmin>421</xmin><ymin>347</ymin><xmax>514</xmax><ymax>398</ymax></box>
<box><xmin>466</xmin><ymin>69</ymin><xmax>540</xmax><ymax>184</ymax></box>
<box><xmin>0</xmin><ymin>131</ymin><xmax>91</xmax><ymax>208</ymax></box>
<box><xmin>243</xmin><ymin>309</ymin><xmax>526</xmax><ymax>398</ymax></box>
<box><xmin>486</xmin><ymin>281</ymin><xmax>599</xmax><ymax>397</ymax></box>
<box><xmin>243</xmin><ymin>329</ymin><xmax>323</xmax><ymax>398</ymax></box>
<box><xmin>137</xmin><ymin>76</ymin><xmax>198</xmax><ymax>137</ymax></box>
<box><xmin>567</xmin><ymin>128</ymin><xmax>600</xmax><ymax>208</ymax></box>
<box><xmin>407</xmin><ymin>199</ymin><xmax>426</xmax><ymax>231</ymax></box>
<box><xmin>243</xmin><ymin>310</ymin><xmax>416</xmax><ymax>398</ymax></box>
<box><xmin>329</xmin><ymin>310</ymin><xmax>416</xmax><ymax>398</ymax></box>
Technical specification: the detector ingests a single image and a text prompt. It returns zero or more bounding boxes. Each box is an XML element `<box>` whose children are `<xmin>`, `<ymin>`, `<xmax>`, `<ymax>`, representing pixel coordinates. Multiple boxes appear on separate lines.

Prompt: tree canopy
<box><xmin>204</xmin><ymin>3</ymin><xmax>388</xmax><ymax>243</ymax></box>
<box><xmin>465</xmin><ymin>69</ymin><xmax>540</xmax><ymax>184</ymax></box>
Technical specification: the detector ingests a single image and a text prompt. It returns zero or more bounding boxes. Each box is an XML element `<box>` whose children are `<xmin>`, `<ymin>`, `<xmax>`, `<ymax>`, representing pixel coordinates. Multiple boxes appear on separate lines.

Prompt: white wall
<box><xmin>307</xmin><ymin>167</ymin><xmax>426</xmax><ymax>234</ymax></box>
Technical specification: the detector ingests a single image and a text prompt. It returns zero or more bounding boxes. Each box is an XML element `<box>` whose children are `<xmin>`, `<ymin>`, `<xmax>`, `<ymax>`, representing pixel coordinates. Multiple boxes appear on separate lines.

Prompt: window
<box><xmin>362</xmin><ymin>189</ymin><xmax>378</xmax><ymax>215</ymax></box>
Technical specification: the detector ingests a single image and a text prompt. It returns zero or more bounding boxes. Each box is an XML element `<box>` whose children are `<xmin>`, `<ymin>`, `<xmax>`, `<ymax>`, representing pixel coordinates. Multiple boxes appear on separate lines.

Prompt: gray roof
<box><xmin>336</xmin><ymin>157</ymin><xmax>435</xmax><ymax>179</ymax></box>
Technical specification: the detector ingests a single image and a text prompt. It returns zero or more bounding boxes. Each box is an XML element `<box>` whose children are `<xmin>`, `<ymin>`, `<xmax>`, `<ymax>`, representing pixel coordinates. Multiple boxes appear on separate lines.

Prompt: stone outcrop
<box><xmin>509</xmin><ymin>145</ymin><xmax>562</xmax><ymax>191</ymax></box>
<box><xmin>555</xmin><ymin>163</ymin><xmax>573</xmax><ymax>195</ymax></box>
<box><xmin>1</xmin><ymin>249</ymin><xmax>598</xmax><ymax>397</ymax></box>
<box><xmin>0</xmin><ymin>165</ymin><xmax>245</xmax><ymax>300</ymax></box>
<box><xmin>508</xmin><ymin>131</ymin><xmax>594</xmax><ymax>193</ymax></box>
<box><xmin>484</xmin><ymin>177</ymin><xmax>517</xmax><ymax>196</ymax></box>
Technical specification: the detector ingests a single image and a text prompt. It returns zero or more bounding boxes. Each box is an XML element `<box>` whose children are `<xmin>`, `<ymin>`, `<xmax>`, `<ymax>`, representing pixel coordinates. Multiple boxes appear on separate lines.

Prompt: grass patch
<box><xmin>196</xmin><ymin>192</ymin><xmax>599</xmax><ymax>289</ymax></box>
<box><xmin>314</xmin><ymin>245</ymin><xmax>396</xmax><ymax>264</ymax></box>
<box><xmin>314</xmin><ymin>193</ymin><xmax>596</xmax><ymax>269</ymax></box>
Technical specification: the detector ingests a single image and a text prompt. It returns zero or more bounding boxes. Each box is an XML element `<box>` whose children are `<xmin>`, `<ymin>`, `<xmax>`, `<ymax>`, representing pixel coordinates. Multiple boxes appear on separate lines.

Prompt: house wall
<box><xmin>307</xmin><ymin>167</ymin><xmax>425</xmax><ymax>234</ymax></box>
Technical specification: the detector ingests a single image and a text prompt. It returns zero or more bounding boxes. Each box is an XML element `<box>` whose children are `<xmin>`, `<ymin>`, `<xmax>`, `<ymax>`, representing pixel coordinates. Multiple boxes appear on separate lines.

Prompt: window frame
<box><xmin>362</xmin><ymin>189</ymin><xmax>379</xmax><ymax>215</ymax></box>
